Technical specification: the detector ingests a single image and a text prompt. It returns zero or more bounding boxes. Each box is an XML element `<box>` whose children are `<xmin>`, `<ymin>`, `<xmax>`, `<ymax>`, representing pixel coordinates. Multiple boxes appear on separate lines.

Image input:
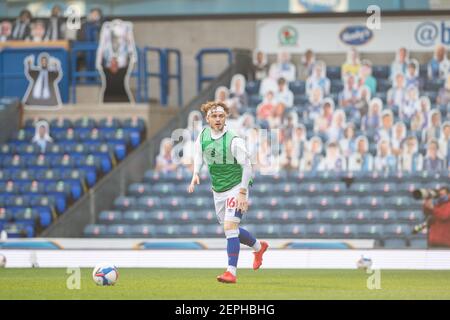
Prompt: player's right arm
<box><xmin>188</xmin><ymin>133</ymin><xmax>202</xmax><ymax>193</ymax></box>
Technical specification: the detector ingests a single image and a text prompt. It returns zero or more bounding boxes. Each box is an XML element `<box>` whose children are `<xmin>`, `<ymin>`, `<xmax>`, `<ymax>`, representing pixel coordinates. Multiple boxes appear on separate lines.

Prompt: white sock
<box><xmin>253</xmin><ymin>240</ymin><xmax>262</xmax><ymax>252</ymax></box>
<box><xmin>227</xmin><ymin>265</ymin><xmax>237</xmax><ymax>276</ymax></box>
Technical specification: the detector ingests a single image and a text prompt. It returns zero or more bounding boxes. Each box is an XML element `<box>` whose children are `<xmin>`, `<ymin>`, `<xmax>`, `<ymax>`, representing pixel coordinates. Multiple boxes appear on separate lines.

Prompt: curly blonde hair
<box><xmin>200</xmin><ymin>101</ymin><xmax>229</xmax><ymax>116</ymax></box>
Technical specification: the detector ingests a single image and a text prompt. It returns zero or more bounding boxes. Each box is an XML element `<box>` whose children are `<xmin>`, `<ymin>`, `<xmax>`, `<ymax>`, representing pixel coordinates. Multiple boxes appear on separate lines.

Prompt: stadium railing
<box><xmin>196</xmin><ymin>48</ymin><xmax>233</xmax><ymax>93</ymax></box>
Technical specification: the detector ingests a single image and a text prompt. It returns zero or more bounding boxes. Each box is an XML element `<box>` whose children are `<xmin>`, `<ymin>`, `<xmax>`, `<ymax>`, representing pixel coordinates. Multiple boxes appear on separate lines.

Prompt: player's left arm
<box><xmin>231</xmin><ymin>137</ymin><xmax>252</xmax><ymax>213</ymax></box>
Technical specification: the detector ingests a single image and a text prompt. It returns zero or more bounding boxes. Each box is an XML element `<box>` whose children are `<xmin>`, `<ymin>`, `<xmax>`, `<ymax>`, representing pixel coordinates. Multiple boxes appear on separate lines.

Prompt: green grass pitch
<box><xmin>1</xmin><ymin>268</ymin><xmax>450</xmax><ymax>300</ymax></box>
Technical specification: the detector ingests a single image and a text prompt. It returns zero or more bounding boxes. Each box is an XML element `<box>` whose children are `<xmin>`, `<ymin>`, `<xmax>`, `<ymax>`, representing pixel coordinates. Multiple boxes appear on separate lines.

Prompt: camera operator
<box><xmin>422</xmin><ymin>186</ymin><xmax>450</xmax><ymax>248</ymax></box>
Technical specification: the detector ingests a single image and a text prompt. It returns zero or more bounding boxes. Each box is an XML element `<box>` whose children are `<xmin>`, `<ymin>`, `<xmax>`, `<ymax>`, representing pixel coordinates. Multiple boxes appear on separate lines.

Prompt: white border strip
<box><xmin>1</xmin><ymin>249</ymin><xmax>450</xmax><ymax>269</ymax></box>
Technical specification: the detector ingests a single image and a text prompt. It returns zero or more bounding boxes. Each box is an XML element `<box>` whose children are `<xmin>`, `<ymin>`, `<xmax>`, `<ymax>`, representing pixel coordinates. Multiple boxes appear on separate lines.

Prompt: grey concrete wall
<box><xmin>0</xmin><ymin>100</ymin><xmax>21</xmax><ymax>144</ymax></box>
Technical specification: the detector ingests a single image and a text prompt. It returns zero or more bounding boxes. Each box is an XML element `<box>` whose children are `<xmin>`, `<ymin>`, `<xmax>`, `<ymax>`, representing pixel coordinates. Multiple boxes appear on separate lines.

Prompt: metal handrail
<box><xmin>195</xmin><ymin>48</ymin><xmax>232</xmax><ymax>93</ymax></box>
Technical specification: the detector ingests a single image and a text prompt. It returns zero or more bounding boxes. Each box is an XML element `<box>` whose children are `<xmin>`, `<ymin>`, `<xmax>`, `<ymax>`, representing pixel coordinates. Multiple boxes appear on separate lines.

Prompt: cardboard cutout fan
<box><xmin>96</xmin><ymin>19</ymin><xmax>137</xmax><ymax>103</ymax></box>
<box><xmin>23</xmin><ymin>52</ymin><xmax>62</xmax><ymax>108</ymax></box>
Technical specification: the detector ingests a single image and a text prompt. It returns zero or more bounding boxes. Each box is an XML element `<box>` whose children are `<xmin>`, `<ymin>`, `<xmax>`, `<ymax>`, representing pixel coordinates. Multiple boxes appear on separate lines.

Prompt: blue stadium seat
<box><xmin>249</xmin><ymin>95</ymin><xmax>262</xmax><ymax>108</ymax></box>
<box><xmin>185</xmin><ymin>197</ymin><xmax>213</xmax><ymax>210</ymax></box>
<box><xmin>385</xmin><ymin>196</ymin><xmax>416</xmax><ymax>210</ymax></box>
<box><xmin>171</xmin><ymin>210</ymin><xmax>196</xmax><ymax>224</ymax></box>
<box><xmin>144</xmin><ymin>209</ymin><xmax>168</xmax><ymax>224</ymax></box>
<box><xmin>122</xmin><ymin>118</ymin><xmax>146</xmax><ymax>134</ymax></box>
<box><xmin>274</xmin><ymin>182</ymin><xmax>299</xmax><ymax>196</ymax></box>
<box><xmin>162</xmin><ymin>196</ymin><xmax>186</xmax><ymax>210</ymax></box>
<box><xmin>2</xmin><ymin>155</ymin><xmax>26</xmax><ymax>168</ymax></box>
<box><xmin>254</xmin><ymin>171</ymin><xmax>287</xmax><ymax>184</ymax></box>
<box><xmin>122</xmin><ymin>210</ymin><xmax>147</xmax><ymax>224</ymax></box>
<box><xmin>408</xmin><ymin>238</ymin><xmax>428</xmax><ymax>249</ymax></box>
<box><xmin>0</xmin><ymin>169</ymin><xmax>12</xmax><ymax>181</ymax></box>
<box><xmin>281</xmin><ymin>224</ymin><xmax>307</xmax><ymax>238</ymax></box>
<box><xmin>0</xmin><ymin>181</ymin><xmax>20</xmax><ymax>194</ymax></box>
<box><xmin>12</xmin><ymin>208</ymin><xmax>40</xmax><ymax>226</ymax></box>
<box><xmin>377</xmin><ymin>78</ymin><xmax>391</xmax><ymax>92</ymax></box>
<box><xmin>144</xmin><ymin>170</ymin><xmax>187</xmax><ymax>184</ymax></box>
<box><xmin>330</xmin><ymin>224</ymin><xmax>358</xmax><ymax>238</ymax></box>
<box><xmin>383</xmin><ymin>238</ymin><xmax>408</xmax><ymax>248</ymax></box>
<box><xmin>271</xmin><ymin>210</ymin><xmax>296</xmax><ymax>224</ymax></box>
<box><xmin>98</xmin><ymin>117</ymin><xmax>122</xmax><ymax>130</ymax></box>
<box><xmin>195</xmin><ymin>209</ymin><xmax>217</xmax><ymax>224</ymax></box>
<box><xmin>310</xmin><ymin>196</ymin><xmax>333</xmax><ymax>210</ymax></box>
<box><xmin>151</xmin><ymin>183</ymin><xmax>175</xmax><ymax>196</ymax></box>
<box><xmin>323</xmin><ymin>182</ymin><xmax>348</xmax><ymax>195</ymax></box>
<box><xmin>11</xmin><ymin>169</ymin><xmax>35</xmax><ymax>182</ymax></box>
<box><xmin>294</xmin><ymin>95</ymin><xmax>309</xmax><ymax>106</ymax></box>
<box><xmin>50</xmin><ymin>154</ymin><xmax>75</xmax><ymax>169</ymax></box>
<box><xmin>357</xmin><ymin>224</ymin><xmax>384</xmax><ymax>238</ymax></box>
<box><xmin>423</xmin><ymin>78</ymin><xmax>444</xmax><ymax>92</ymax></box>
<box><xmin>245</xmin><ymin>209</ymin><xmax>270</xmax><ymax>224</ymax></box>
<box><xmin>360</xmin><ymin>196</ymin><xmax>385</xmax><ymax>210</ymax></box>
<box><xmin>155</xmin><ymin>225</ymin><xmax>180</xmax><ymax>237</ymax></box>
<box><xmin>254</xmin><ymin>224</ymin><xmax>281</xmax><ymax>238</ymax></box>
<box><xmin>255</xmin><ymin>196</ymin><xmax>284</xmax><ymax>210</ymax></box>
<box><xmin>74</xmin><ymin>117</ymin><xmax>97</xmax><ymax>129</ymax></box>
<box><xmin>46</xmin><ymin>181</ymin><xmax>72</xmax><ymax>199</ymax></box>
<box><xmin>372</xmin><ymin>65</ymin><xmax>389</xmax><ymax>79</ymax></box>
<box><xmin>423</xmin><ymin>91</ymin><xmax>438</xmax><ymax>102</ymax></box>
<box><xmin>204</xmin><ymin>224</ymin><xmax>224</xmax><ymax>237</ymax></box>
<box><xmin>106</xmin><ymin>224</ymin><xmax>131</xmax><ymax>237</ymax></box>
<box><xmin>178</xmin><ymin>224</ymin><xmax>205</xmax><ymax>237</ymax></box>
<box><xmin>114</xmin><ymin>196</ymin><xmax>137</xmax><ymax>211</ymax></box>
<box><xmin>128</xmin><ymin>183</ymin><xmax>152</xmax><ymax>196</ymax></box>
<box><xmin>0</xmin><ymin>207</ymin><xmax>13</xmax><ymax>222</ymax></box>
<box><xmin>252</xmin><ymin>183</ymin><xmax>271</xmax><ymax>197</ymax></box>
<box><xmin>298</xmin><ymin>182</ymin><xmax>323</xmax><ymax>196</ymax></box>
<box><xmin>98</xmin><ymin>210</ymin><xmax>123</xmax><ymax>224</ymax></box>
<box><xmin>320</xmin><ymin>210</ymin><xmax>346</xmax><ymax>224</ymax></box>
<box><xmin>136</xmin><ymin>196</ymin><xmax>160</xmax><ymax>210</ymax></box>
<box><xmin>194</xmin><ymin>184</ymin><xmax>212</xmax><ymax>197</ymax></box>
<box><xmin>10</xmin><ymin>129</ymin><xmax>32</xmax><ymax>145</ymax></box>
<box><xmin>334</xmin><ymin>196</ymin><xmax>360</xmax><ymax>210</ymax></box>
<box><xmin>49</xmin><ymin>118</ymin><xmax>73</xmax><ymax>130</ymax></box>
<box><xmin>372</xmin><ymin>210</ymin><xmax>397</xmax><ymax>224</ymax></box>
<box><xmin>16</xmin><ymin>144</ymin><xmax>40</xmax><ymax>156</ymax></box>
<box><xmin>130</xmin><ymin>224</ymin><xmax>156</xmax><ymax>237</ymax></box>
<box><xmin>0</xmin><ymin>144</ymin><xmax>15</xmax><ymax>156</ymax></box>
<box><xmin>292</xmin><ymin>210</ymin><xmax>319</xmax><ymax>224</ymax></box>
<box><xmin>2</xmin><ymin>222</ymin><xmax>34</xmax><ymax>237</ymax></box>
<box><xmin>372</xmin><ymin>182</ymin><xmax>396</xmax><ymax>196</ymax></box>
<box><xmin>330</xmin><ymin>79</ymin><xmax>343</xmax><ymax>93</ymax></box>
<box><xmin>383</xmin><ymin>224</ymin><xmax>410</xmax><ymax>238</ymax></box>
<box><xmin>347</xmin><ymin>210</ymin><xmax>371</xmax><ymax>224</ymax></box>
<box><xmin>84</xmin><ymin>224</ymin><xmax>108</xmax><ymax>237</ymax></box>
<box><xmin>306</xmin><ymin>224</ymin><xmax>332</xmax><ymax>238</ymax></box>
<box><xmin>397</xmin><ymin>210</ymin><xmax>423</xmax><ymax>224</ymax></box>
<box><xmin>289</xmin><ymin>80</ymin><xmax>305</xmax><ymax>94</ymax></box>
<box><xmin>246</xmin><ymin>80</ymin><xmax>260</xmax><ymax>95</ymax></box>
<box><xmin>326</xmin><ymin>66</ymin><xmax>341</xmax><ymax>80</ymax></box>
<box><xmin>284</xmin><ymin>196</ymin><xmax>309</xmax><ymax>210</ymax></box>
<box><xmin>6</xmin><ymin>194</ymin><xmax>31</xmax><ymax>208</ymax></box>
<box><xmin>60</xmin><ymin>170</ymin><xmax>85</xmax><ymax>198</ymax></box>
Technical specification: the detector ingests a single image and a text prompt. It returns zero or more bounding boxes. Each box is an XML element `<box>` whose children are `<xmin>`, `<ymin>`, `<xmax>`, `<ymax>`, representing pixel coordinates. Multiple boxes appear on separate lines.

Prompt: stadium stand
<box><xmin>1</xmin><ymin>4</ymin><xmax>449</xmax><ymax>251</ymax></box>
<box><xmin>0</xmin><ymin>109</ymin><xmax>146</xmax><ymax>237</ymax></box>
<box><xmin>81</xmin><ymin>45</ymin><xmax>450</xmax><ymax>248</ymax></box>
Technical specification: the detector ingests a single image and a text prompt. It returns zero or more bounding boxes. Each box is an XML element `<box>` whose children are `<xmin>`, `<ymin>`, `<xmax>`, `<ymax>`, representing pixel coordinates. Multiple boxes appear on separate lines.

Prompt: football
<box><xmin>92</xmin><ymin>264</ymin><xmax>119</xmax><ymax>286</ymax></box>
<box><xmin>356</xmin><ymin>256</ymin><xmax>373</xmax><ymax>270</ymax></box>
<box><xmin>0</xmin><ymin>254</ymin><xmax>6</xmax><ymax>268</ymax></box>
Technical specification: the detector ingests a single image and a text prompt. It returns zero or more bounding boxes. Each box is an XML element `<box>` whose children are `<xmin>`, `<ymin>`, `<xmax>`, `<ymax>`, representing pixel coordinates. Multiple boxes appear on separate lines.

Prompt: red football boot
<box><xmin>253</xmin><ymin>241</ymin><xmax>269</xmax><ymax>270</ymax></box>
<box><xmin>217</xmin><ymin>271</ymin><xmax>237</xmax><ymax>284</ymax></box>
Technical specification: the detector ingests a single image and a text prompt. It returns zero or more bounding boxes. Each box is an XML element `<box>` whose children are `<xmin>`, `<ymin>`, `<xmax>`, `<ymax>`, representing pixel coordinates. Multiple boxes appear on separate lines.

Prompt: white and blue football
<box><xmin>92</xmin><ymin>264</ymin><xmax>119</xmax><ymax>286</ymax></box>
